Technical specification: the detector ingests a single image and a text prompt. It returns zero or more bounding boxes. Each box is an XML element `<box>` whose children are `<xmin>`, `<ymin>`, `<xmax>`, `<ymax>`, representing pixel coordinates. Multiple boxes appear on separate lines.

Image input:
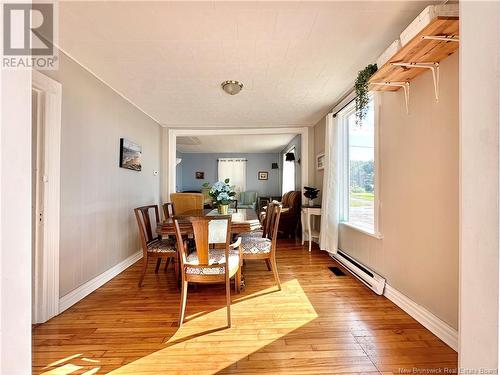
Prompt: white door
<box><xmin>31</xmin><ymin>71</ymin><xmax>61</xmax><ymax>324</ymax></box>
<box><xmin>32</xmin><ymin>88</ymin><xmax>46</xmax><ymax>323</ymax></box>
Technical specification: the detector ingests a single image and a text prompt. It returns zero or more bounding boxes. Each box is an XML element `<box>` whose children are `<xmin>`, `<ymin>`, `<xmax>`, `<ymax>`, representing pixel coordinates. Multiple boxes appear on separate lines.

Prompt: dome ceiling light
<box><xmin>221</xmin><ymin>80</ymin><xmax>243</xmax><ymax>95</ymax></box>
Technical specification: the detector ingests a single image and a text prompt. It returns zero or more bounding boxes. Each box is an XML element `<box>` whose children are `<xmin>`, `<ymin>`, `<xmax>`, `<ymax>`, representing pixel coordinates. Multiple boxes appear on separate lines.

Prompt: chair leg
<box><xmin>164</xmin><ymin>257</ymin><xmax>170</xmax><ymax>272</ymax></box>
<box><xmin>270</xmin><ymin>257</ymin><xmax>281</xmax><ymax>291</ymax></box>
<box><xmin>178</xmin><ymin>279</ymin><xmax>188</xmax><ymax>326</ymax></box>
<box><xmin>174</xmin><ymin>256</ymin><xmax>180</xmax><ymax>290</ymax></box>
<box><xmin>138</xmin><ymin>254</ymin><xmax>148</xmax><ymax>287</ymax></box>
<box><xmin>226</xmin><ymin>276</ymin><xmax>231</xmax><ymax>328</ymax></box>
<box><xmin>265</xmin><ymin>258</ymin><xmax>272</xmax><ymax>271</ymax></box>
<box><xmin>155</xmin><ymin>258</ymin><xmax>162</xmax><ymax>273</ymax></box>
<box><xmin>235</xmin><ymin>268</ymin><xmax>241</xmax><ymax>294</ymax></box>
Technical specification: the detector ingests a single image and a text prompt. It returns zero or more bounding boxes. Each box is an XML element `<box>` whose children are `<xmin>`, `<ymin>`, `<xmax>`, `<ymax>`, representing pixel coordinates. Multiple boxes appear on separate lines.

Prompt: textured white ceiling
<box><xmin>58</xmin><ymin>1</ymin><xmax>435</xmax><ymax>127</ymax></box>
<box><xmin>177</xmin><ymin>133</ymin><xmax>297</xmax><ymax>153</ymax></box>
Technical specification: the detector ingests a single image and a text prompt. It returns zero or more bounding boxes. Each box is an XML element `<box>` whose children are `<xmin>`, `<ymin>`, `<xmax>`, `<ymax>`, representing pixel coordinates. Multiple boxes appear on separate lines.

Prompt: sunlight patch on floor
<box><xmin>108</xmin><ymin>279</ymin><xmax>318</xmax><ymax>374</ymax></box>
<box><xmin>40</xmin><ymin>354</ymin><xmax>102</xmax><ymax>375</ymax></box>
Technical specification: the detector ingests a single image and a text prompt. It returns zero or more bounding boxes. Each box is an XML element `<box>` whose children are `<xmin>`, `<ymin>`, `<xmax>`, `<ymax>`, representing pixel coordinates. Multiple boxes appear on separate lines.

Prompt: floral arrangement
<box><xmin>202</xmin><ymin>179</ymin><xmax>236</xmax><ymax>206</ymax></box>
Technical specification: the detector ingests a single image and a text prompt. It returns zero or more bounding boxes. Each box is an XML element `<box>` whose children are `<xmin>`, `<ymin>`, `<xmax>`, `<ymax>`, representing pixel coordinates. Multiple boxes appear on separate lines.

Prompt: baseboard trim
<box><xmin>383</xmin><ymin>284</ymin><xmax>458</xmax><ymax>351</ymax></box>
<box><xmin>59</xmin><ymin>250</ymin><xmax>143</xmax><ymax>313</ymax></box>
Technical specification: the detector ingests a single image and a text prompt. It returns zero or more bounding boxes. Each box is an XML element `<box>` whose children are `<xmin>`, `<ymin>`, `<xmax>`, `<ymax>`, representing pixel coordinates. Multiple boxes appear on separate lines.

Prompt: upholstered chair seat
<box><xmin>241</xmin><ymin>237</ymin><xmax>272</xmax><ymax>254</ymax></box>
<box><xmin>147</xmin><ymin>238</ymin><xmax>177</xmax><ymax>254</ymax></box>
<box><xmin>185</xmin><ymin>248</ymin><xmax>240</xmax><ymax>275</ymax></box>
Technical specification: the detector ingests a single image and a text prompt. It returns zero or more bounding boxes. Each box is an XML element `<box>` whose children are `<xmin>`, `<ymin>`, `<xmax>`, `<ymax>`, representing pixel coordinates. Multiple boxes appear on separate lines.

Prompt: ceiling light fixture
<box><xmin>221</xmin><ymin>80</ymin><xmax>243</xmax><ymax>95</ymax></box>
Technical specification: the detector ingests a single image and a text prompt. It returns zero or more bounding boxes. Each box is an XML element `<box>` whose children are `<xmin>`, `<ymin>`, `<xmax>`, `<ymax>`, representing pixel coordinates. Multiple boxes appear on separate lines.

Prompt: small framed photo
<box><xmin>119</xmin><ymin>138</ymin><xmax>142</xmax><ymax>171</ymax></box>
<box><xmin>195</xmin><ymin>171</ymin><xmax>204</xmax><ymax>179</ymax></box>
<box><xmin>258</xmin><ymin>171</ymin><xmax>268</xmax><ymax>180</ymax></box>
<box><xmin>316</xmin><ymin>153</ymin><xmax>325</xmax><ymax>170</ymax></box>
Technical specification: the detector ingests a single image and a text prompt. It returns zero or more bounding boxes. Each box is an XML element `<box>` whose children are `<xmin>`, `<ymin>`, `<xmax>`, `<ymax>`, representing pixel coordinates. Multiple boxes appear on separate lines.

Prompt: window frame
<box><xmin>337</xmin><ymin>93</ymin><xmax>382</xmax><ymax>239</ymax></box>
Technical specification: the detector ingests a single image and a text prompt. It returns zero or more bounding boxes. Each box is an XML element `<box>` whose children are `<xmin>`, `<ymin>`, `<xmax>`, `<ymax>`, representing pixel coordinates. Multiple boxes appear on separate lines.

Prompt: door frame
<box><xmin>32</xmin><ymin>70</ymin><xmax>61</xmax><ymax>323</ymax></box>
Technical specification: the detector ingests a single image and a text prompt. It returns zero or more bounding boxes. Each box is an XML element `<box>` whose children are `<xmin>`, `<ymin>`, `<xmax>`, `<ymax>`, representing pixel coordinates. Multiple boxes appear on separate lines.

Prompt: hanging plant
<box><xmin>355</xmin><ymin>64</ymin><xmax>377</xmax><ymax>124</ymax></box>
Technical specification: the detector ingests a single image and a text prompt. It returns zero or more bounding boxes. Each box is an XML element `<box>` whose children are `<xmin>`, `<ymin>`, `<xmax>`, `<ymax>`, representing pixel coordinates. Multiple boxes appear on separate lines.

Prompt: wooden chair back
<box><xmin>262</xmin><ymin>202</ymin><xmax>276</xmax><ymax>238</ymax></box>
<box><xmin>268</xmin><ymin>203</ymin><xmax>282</xmax><ymax>251</ymax></box>
<box><xmin>173</xmin><ymin>215</ymin><xmax>232</xmax><ymax>268</ymax></box>
<box><xmin>170</xmin><ymin>193</ymin><xmax>204</xmax><ymax>214</ymax></box>
<box><xmin>134</xmin><ymin>205</ymin><xmax>160</xmax><ymax>250</ymax></box>
<box><xmin>162</xmin><ymin>202</ymin><xmax>174</xmax><ymax>220</ymax></box>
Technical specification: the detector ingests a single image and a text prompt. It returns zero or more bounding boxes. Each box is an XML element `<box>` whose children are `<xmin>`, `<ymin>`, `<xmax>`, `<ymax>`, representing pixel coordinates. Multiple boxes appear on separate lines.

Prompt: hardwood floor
<box><xmin>33</xmin><ymin>240</ymin><xmax>457</xmax><ymax>374</ymax></box>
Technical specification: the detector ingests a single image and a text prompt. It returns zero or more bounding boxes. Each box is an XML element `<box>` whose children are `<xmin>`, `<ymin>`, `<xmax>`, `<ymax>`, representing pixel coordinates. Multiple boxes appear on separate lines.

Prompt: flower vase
<box><xmin>218</xmin><ymin>204</ymin><xmax>229</xmax><ymax>215</ymax></box>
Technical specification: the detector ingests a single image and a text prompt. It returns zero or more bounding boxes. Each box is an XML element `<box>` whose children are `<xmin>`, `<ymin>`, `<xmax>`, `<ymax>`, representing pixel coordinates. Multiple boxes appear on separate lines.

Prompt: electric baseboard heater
<box><xmin>332</xmin><ymin>250</ymin><xmax>386</xmax><ymax>295</ymax></box>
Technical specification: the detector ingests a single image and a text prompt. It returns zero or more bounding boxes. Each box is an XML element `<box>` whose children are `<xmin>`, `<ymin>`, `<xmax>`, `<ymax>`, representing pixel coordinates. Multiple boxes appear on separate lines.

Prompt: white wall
<box><xmin>459</xmin><ymin>1</ymin><xmax>500</xmax><ymax>368</ymax></box>
<box><xmin>42</xmin><ymin>52</ymin><xmax>162</xmax><ymax>297</ymax></box>
<box><xmin>0</xmin><ymin>68</ymin><xmax>32</xmax><ymax>373</ymax></box>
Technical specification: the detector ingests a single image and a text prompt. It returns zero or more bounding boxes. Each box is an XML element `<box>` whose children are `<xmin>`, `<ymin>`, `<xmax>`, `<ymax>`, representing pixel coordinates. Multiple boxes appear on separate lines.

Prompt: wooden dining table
<box><xmin>156</xmin><ymin>208</ymin><xmax>261</xmax><ymax>236</ymax></box>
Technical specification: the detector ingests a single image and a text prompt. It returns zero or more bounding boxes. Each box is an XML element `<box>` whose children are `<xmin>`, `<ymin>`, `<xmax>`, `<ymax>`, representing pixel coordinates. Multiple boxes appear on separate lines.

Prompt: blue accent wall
<box><xmin>177</xmin><ymin>152</ymin><xmax>281</xmax><ymax>197</ymax></box>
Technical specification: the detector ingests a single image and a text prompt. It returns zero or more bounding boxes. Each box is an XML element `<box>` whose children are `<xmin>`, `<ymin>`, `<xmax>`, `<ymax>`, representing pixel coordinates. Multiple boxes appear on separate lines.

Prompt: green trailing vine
<box><xmin>355</xmin><ymin>64</ymin><xmax>377</xmax><ymax>124</ymax></box>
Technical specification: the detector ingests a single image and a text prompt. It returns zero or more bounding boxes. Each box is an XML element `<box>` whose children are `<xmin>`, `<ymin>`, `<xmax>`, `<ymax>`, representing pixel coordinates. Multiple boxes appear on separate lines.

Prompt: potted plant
<box><xmin>355</xmin><ymin>63</ymin><xmax>377</xmax><ymax>124</ymax></box>
<box><xmin>304</xmin><ymin>186</ymin><xmax>320</xmax><ymax>206</ymax></box>
<box><xmin>202</xmin><ymin>179</ymin><xmax>236</xmax><ymax>214</ymax></box>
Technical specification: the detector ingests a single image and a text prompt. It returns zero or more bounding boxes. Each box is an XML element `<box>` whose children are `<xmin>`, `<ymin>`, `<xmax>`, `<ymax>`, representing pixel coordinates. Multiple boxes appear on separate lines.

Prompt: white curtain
<box><xmin>320</xmin><ymin>113</ymin><xmax>339</xmax><ymax>254</ymax></box>
<box><xmin>282</xmin><ymin>150</ymin><xmax>296</xmax><ymax>194</ymax></box>
<box><xmin>218</xmin><ymin>158</ymin><xmax>247</xmax><ymax>193</ymax></box>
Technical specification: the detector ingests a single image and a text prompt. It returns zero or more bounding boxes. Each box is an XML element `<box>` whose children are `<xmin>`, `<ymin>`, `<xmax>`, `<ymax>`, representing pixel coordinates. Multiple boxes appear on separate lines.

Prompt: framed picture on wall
<box><xmin>119</xmin><ymin>138</ymin><xmax>142</xmax><ymax>171</ymax></box>
<box><xmin>316</xmin><ymin>153</ymin><xmax>325</xmax><ymax>170</ymax></box>
<box><xmin>195</xmin><ymin>171</ymin><xmax>205</xmax><ymax>179</ymax></box>
<box><xmin>258</xmin><ymin>171</ymin><xmax>268</xmax><ymax>180</ymax></box>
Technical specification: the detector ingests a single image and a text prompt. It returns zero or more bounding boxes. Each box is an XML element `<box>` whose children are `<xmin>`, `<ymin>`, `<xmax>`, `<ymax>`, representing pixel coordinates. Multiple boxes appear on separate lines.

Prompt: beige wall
<box><xmin>315</xmin><ymin>52</ymin><xmax>459</xmax><ymax>329</ymax></box>
<box><xmin>313</xmin><ymin>117</ymin><xmax>326</xmax><ymax>200</ymax></box>
<box><xmin>42</xmin><ymin>53</ymin><xmax>161</xmax><ymax>297</ymax></box>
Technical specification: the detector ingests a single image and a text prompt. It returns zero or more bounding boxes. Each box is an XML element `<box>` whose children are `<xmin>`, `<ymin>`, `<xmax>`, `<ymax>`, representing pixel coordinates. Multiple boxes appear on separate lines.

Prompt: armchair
<box><xmin>237</xmin><ymin>191</ymin><xmax>258</xmax><ymax>210</ymax></box>
<box><xmin>259</xmin><ymin>191</ymin><xmax>301</xmax><ymax>238</ymax></box>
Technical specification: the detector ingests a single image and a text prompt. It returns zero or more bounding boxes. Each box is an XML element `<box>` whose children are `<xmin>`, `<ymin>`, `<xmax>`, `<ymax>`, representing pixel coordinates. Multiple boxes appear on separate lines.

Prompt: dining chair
<box><xmin>173</xmin><ymin>215</ymin><xmax>242</xmax><ymax>327</ymax></box>
<box><xmin>240</xmin><ymin>203</ymin><xmax>282</xmax><ymax>290</ymax></box>
<box><xmin>239</xmin><ymin>202</ymin><xmax>274</xmax><ymax>239</ymax></box>
<box><xmin>162</xmin><ymin>202</ymin><xmax>175</xmax><ymax>220</ymax></box>
<box><xmin>134</xmin><ymin>205</ymin><xmax>178</xmax><ymax>287</ymax></box>
<box><xmin>170</xmin><ymin>193</ymin><xmax>204</xmax><ymax>215</ymax></box>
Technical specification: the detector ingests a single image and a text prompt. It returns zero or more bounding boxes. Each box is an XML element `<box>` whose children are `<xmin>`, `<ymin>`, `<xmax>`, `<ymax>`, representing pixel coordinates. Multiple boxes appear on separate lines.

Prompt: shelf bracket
<box><xmin>391</xmin><ymin>62</ymin><xmax>440</xmax><ymax>102</ymax></box>
<box><xmin>371</xmin><ymin>81</ymin><xmax>410</xmax><ymax>114</ymax></box>
<box><xmin>422</xmin><ymin>35</ymin><xmax>459</xmax><ymax>43</ymax></box>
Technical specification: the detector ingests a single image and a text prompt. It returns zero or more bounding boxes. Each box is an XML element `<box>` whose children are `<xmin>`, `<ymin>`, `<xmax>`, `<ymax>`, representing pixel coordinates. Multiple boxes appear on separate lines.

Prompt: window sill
<box><xmin>340</xmin><ymin>222</ymin><xmax>383</xmax><ymax>240</ymax></box>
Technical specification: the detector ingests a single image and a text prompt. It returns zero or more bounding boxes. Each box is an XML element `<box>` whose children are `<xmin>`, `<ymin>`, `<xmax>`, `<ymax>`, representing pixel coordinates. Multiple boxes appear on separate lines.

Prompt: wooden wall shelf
<box><xmin>369</xmin><ymin>17</ymin><xmax>459</xmax><ymax>92</ymax></box>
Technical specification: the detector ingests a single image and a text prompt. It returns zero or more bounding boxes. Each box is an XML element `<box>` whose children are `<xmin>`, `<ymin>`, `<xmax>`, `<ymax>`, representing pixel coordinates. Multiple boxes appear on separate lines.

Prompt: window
<box><xmin>218</xmin><ymin>158</ymin><xmax>247</xmax><ymax>193</ymax></box>
<box><xmin>282</xmin><ymin>147</ymin><xmax>296</xmax><ymax>194</ymax></box>
<box><xmin>338</xmin><ymin>96</ymin><xmax>377</xmax><ymax>234</ymax></box>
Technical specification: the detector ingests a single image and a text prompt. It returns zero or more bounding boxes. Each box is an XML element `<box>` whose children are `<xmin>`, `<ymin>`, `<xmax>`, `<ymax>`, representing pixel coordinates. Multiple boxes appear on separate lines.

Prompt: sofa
<box><xmin>237</xmin><ymin>191</ymin><xmax>258</xmax><ymax>210</ymax></box>
<box><xmin>259</xmin><ymin>191</ymin><xmax>301</xmax><ymax>238</ymax></box>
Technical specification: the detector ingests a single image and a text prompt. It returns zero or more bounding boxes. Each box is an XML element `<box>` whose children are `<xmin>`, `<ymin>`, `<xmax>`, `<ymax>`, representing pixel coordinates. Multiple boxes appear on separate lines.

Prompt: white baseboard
<box><xmin>59</xmin><ymin>250</ymin><xmax>143</xmax><ymax>313</ymax></box>
<box><xmin>383</xmin><ymin>284</ymin><xmax>458</xmax><ymax>351</ymax></box>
